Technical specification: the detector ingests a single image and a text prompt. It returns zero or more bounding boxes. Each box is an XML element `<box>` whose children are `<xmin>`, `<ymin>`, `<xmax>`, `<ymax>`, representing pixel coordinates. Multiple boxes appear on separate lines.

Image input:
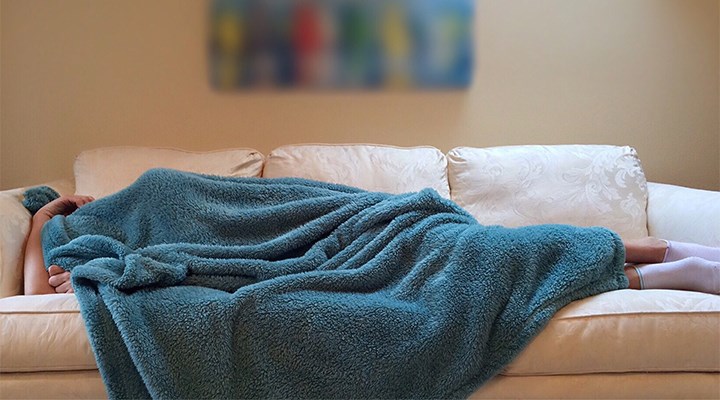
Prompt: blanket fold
<box><xmin>42</xmin><ymin>168</ymin><xmax>627</xmax><ymax>399</ymax></box>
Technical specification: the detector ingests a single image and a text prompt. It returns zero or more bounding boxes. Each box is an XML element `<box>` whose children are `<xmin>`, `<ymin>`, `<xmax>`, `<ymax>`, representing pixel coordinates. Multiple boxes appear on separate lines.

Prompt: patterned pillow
<box><xmin>448</xmin><ymin>145</ymin><xmax>648</xmax><ymax>239</ymax></box>
<box><xmin>263</xmin><ymin>144</ymin><xmax>451</xmax><ymax>198</ymax></box>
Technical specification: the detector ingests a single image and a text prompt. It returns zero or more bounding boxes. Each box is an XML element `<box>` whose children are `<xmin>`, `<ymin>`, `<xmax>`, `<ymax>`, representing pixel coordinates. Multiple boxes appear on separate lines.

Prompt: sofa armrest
<box><xmin>0</xmin><ymin>180</ymin><xmax>75</xmax><ymax>298</ymax></box>
<box><xmin>647</xmin><ymin>182</ymin><xmax>720</xmax><ymax>247</ymax></box>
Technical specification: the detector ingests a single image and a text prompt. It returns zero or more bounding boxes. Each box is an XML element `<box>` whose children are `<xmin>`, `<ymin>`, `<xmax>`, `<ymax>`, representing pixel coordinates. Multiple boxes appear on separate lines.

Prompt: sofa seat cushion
<box><xmin>74</xmin><ymin>147</ymin><xmax>265</xmax><ymax>199</ymax></box>
<box><xmin>263</xmin><ymin>144</ymin><xmax>451</xmax><ymax>198</ymax></box>
<box><xmin>448</xmin><ymin>145</ymin><xmax>649</xmax><ymax>240</ymax></box>
<box><xmin>0</xmin><ymin>295</ymin><xmax>95</xmax><ymax>372</ymax></box>
<box><xmin>1</xmin><ymin>290</ymin><xmax>718</xmax><ymax>375</ymax></box>
<box><xmin>504</xmin><ymin>289</ymin><xmax>720</xmax><ymax>376</ymax></box>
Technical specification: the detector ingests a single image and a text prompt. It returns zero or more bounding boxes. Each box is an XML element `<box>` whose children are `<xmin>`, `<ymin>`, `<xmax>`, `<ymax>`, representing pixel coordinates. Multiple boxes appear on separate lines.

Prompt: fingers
<box><xmin>48</xmin><ymin>265</ymin><xmax>65</xmax><ymax>276</ymax></box>
<box><xmin>69</xmin><ymin>195</ymin><xmax>95</xmax><ymax>207</ymax></box>
<box><xmin>62</xmin><ymin>195</ymin><xmax>95</xmax><ymax>215</ymax></box>
<box><xmin>48</xmin><ymin>271</ymin><xmax>71</xmax><ymax>288</ymax></box>
<box><xmin>48</xmin><ymin>264</ymin><xmax>70</xmax><ymax>290</ymax></box>
<box><xmin>55</xmin><ymin>279</ymin><xmax>73</xmax><ymax>294</ymax></box>
<box><xmin>37</xmin><ymin>195</ymin><xmax>95</xmax><ymax>219</ymax></box>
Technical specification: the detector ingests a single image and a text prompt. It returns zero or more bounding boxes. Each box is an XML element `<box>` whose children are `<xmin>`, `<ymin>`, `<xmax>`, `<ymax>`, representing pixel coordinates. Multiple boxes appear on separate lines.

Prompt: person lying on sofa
<box><xmin>15</xmin><ymin>168</ymin><xmax>720</xmax><ymax>398</ymax></box>
<box><xmin>23</xmin><ymin>194</ymin><xmax>720</xmax><ymax>296</ymax></box>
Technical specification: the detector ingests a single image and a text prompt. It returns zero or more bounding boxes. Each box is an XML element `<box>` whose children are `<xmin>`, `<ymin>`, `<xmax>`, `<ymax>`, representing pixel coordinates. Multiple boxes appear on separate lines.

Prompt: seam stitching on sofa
<box><xmin>550</xmin><ymin>310</ymin><xmax>720</xmax><ymax>321</ymax></box>
<box><xmin>501</xmin><ymin>367</ymin><xmax>720</xmax><ymax>376</ymax></box>
<box><xmin>0</xmin><ymin>310</ymin><xmax>81</xmax><ymax>315</ymax></box>
<box><xmin>0</xmin><ymin>366</ymin><xmax>98</xmax><ymax>373</ymax></box>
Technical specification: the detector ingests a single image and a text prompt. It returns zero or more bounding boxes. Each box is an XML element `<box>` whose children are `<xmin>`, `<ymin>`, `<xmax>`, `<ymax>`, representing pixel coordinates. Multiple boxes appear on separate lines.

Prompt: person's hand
<box><xmin>35</xmin><ymin>195</ymin><xmax>94</xmax><ymax>221</ymax></box>
<box><xmin>48</xmin><ymin>265</ymin><xmax>73</xmax><ymax>294</ymax></box>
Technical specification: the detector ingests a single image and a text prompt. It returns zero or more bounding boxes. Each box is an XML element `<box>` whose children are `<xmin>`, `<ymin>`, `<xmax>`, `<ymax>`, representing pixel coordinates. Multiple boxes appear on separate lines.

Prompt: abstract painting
<box><xmin>209</xmin><ymin>0</ymin><xmax>474</xmax><ymax>89</ymax></box>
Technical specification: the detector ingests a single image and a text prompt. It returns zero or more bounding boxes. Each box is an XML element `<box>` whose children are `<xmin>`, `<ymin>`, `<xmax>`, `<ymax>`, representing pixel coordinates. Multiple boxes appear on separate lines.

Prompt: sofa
<box><xmin>0</xmin><ymin>143</ymin><xmax>718</xmax><ymax>399</ymax></box>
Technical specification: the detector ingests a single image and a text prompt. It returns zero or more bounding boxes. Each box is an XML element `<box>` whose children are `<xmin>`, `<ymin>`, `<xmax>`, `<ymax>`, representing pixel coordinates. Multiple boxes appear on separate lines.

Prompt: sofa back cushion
<box><xmin>74</xmin><ymin>147</ymin><xmax>264</xmax><ymax>199</ymax></box>
<box><xmin>447</xmin><ymin>145</ymin><xmax>648</xmax><ymax>239</ymax></box>
<box><xmin>263</xmin><ymin>144</ymin><xmax>450</xmax><ymax>198</ymax></box>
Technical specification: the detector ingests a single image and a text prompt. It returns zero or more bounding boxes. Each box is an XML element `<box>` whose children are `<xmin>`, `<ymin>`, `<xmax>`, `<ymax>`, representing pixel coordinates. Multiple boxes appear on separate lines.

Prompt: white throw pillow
<box><xmin>263</xmin><ymin>144</ymin><xmax>451</xmax><ymax>198</ymax></box>
<box><xmin>74</xmin><ymin>147</ymin><xmax>264</xmax><ymax>199</ymax></box>
<box><xmin>447</xmin><ymin>145</ymin><xmax>648</xmax><ymax>239</ymax></box>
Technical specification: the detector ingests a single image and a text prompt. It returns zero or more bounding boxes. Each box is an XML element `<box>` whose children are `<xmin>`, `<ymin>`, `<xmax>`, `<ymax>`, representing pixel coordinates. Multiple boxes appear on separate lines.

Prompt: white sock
<box><xmin>663</xmin><ymin>240</ymin><xmax>720</xmax><ymax>263</ymax></box>
<box><xmin>634</xmin><ymin>257</ymin><xmax>720</xmax><ymax>295</ymax></box>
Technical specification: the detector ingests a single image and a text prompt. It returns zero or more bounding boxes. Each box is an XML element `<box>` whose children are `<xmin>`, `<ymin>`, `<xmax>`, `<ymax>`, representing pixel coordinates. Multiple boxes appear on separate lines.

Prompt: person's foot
<box><xmin>663</xmin><ymin>240</ymin><xmax>720</xmax><ymax>263</ymax></box>
<box><xmin>633</xmin><ymin>257</ymin><xmax>720</xmax><ymax>295</ymax></box>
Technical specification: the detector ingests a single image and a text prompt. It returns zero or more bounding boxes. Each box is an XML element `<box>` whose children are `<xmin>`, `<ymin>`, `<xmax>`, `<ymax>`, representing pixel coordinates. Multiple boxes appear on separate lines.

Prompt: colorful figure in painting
<box><xmin>211</xmin><ymin>7</ymin><xmax>246</xmax><ymax>89</ymax></box>
<box><xmin>338</xmin><ymin>3</ymin><xmax>380</xmax><ymax>87</ymax></box>
<box><xmin>381</xmin><ymin>3</ymin><xmax>413</xmax><ymax>88</ymax></box>
<box><xmin>246</xmin><ymin>1</ymin><xmax>277</xmax><ymax>87</ymax></box>
<box><xmin>292</xmin><ymin>2</ymin><xmax>323</xmax><ymax>86</ymax></box>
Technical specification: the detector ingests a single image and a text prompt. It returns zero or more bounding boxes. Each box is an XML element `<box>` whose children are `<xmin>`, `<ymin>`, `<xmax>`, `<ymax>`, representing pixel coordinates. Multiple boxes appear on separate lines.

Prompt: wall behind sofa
<box><xmin>1</xmin><ymin>0</ymin><xmax>719</xmax><ymax>190</ymax></box>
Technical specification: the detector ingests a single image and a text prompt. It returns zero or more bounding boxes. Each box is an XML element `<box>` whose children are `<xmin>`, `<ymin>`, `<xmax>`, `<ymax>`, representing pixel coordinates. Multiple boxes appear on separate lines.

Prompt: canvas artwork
<box><xmin>209</xmin><ymin>0</ymin><xmax>474</xmax><ymax>90</ymax></box>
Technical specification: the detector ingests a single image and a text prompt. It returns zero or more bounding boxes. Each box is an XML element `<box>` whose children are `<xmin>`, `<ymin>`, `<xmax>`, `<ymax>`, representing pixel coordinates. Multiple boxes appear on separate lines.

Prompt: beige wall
<box><xmin>0</xmin><ymin>1</ymin><xmax>3</xmax><ymax>188</ymax></box>
<box><xmin>1</xmin><ymin>0</ymin><xmax>719</xmax><ymax>190</ymax></box>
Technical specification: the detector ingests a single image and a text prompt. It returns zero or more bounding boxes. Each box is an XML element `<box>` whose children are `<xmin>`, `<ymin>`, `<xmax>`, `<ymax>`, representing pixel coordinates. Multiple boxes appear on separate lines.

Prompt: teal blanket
<box><xmin>42</xmin><ymin>169</ymin><xmax>628</xmax><ymax>399</ymax></box>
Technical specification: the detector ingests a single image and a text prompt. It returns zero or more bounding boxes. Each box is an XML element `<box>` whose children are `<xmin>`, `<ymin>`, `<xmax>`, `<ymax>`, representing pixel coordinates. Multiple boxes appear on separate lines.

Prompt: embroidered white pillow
<box><xmin>263</xmin><ymin>144</ymin><xmax>450</xmax><ymax>198</ymax></box>
<box><xmin>447</xmin><ymin>145</ymin><xmax>648</xmax><ymax>239</ymax></box>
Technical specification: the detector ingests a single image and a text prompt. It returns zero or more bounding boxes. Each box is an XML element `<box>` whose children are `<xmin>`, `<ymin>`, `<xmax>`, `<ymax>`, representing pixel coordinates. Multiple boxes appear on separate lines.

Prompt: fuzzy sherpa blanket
<box><xmin>42</xmin><ymin>168</ymin><xmax>628</xmax><ymax>399</ymax></box>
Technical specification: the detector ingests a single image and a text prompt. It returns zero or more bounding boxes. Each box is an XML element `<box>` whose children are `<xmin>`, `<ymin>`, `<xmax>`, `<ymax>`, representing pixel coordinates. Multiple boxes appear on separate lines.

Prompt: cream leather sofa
<box><xmin>1</xmin><ymin>144</ymin><xmax>719</xmax><ymax>399</ymax></box>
